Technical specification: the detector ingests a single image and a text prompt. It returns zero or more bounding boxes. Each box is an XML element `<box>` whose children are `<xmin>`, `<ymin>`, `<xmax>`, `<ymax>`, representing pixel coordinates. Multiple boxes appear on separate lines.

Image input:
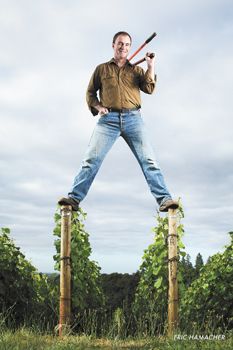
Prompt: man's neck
<box><xmin>114</xmin><ymin>57</ymin><xmax>127</xmax><ymax>68</ymax></box>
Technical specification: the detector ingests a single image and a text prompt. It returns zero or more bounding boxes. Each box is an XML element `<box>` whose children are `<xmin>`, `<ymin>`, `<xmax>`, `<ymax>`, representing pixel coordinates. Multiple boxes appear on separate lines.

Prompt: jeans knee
<box><xmin>81</xmin><ymin>156</ymin><xmax>101</xmax><ymax>170</ymax></box>
<box><xmin>145</xmin><ymin>157</ymin><xmax>160</xmax><ymax>170</ymax></box>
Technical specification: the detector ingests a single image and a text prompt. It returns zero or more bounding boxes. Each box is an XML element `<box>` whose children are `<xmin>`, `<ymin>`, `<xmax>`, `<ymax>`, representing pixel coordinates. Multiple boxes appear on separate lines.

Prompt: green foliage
<box><xmin>0</xmin><ymin>228</ymin><xmax>56</xmax><ymax>328</ymax></box>
<box><xmin>94</xmin><ymin>273</ymin><xmax>140</xmax><ymax>338</ymax></box>
<box><xmin>112</xmin><ymin>307</ymin><xmax>125</xmax><ymax>338</ymax></box>
<box><xmin>2</xmin><ymin>205</ymin><xmax>232</xmax><ymax>339</ymax></box>
<box><xmin>133</xmin><ymin>208</ymin><xmax>186</xmax><ymax>334</ymax></box>
<box><xmin>179</xmin><ymin>254</ymin><xmax>196</xmax><ymax>287</ymax></box>
<box><xmin>101</xmin><ymin>272</ymin><xmax>140</xmax><ymax>311</ymax></box>
<box><xmin>194</xmin><ymin>252</ymin><xmax>204</xmax><ymax>277</ymax></box>
<box><xmin>180</xmin><ymin>232</ymin><xmax>233</xmax><ymax>331</ymax></box>
<box><xmin>53</xmin><ymin>207</ymin><xmax>104</xmax><ymax>314</ymax></box>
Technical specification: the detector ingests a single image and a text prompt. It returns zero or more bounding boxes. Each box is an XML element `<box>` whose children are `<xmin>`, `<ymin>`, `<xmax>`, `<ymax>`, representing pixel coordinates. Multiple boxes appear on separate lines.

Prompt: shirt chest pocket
<box><xmin>122</xmin><ymin>72</ymin><xmax>137</xmax><ymax>86</ymax></box>
<box><xmin>102</xmin><ymin>75</ymin><xmax>117</xmax><ymax>89</ymax></box>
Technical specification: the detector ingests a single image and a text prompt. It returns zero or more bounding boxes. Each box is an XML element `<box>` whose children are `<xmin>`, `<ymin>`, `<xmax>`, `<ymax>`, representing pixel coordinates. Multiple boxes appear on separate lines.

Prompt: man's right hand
<box><xmin>95</xmin><ymin>104</ymin><xmax>109</xmax><ymax>116</ymax></box>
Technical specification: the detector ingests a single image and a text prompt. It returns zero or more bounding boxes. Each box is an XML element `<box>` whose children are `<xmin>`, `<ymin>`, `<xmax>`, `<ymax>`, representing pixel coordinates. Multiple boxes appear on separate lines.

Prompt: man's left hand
<box><xmin>145</xmin><ymin>52</ymin><xmax>155</xmax><ymax>68</ymax></box>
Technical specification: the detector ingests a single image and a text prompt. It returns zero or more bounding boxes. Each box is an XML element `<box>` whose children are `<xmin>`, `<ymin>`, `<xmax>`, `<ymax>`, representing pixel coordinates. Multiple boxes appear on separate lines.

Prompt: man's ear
<box><xmin>112</xmin><ymin>43</ymin><xmax>115</xmax><ymax>49</ymax></box>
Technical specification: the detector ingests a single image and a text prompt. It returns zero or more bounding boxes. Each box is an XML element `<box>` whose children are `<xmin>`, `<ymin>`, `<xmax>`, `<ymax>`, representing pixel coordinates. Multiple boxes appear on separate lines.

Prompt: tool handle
<box><xmin>128</xmin><ymin>32</ymin><xmax>157</xmax><ymax>62</ymax></box>
<box><xmin>145</xmin><ymin>32</ymin><xmax>156</xmax><ymax>44</ymax></box>
<box><xmin>128</xmin><ymin>43</ymin><xmax>146</xmax><ymax>61</ymax></box>
<box><xmin>133</xmin><ymin>53</ymin><xmax>155</xmax><ymax>66</ymax></box>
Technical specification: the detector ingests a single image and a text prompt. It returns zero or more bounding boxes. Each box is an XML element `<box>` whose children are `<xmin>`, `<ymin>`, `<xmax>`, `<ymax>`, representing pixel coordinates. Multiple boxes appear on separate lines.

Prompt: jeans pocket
<box><xmin>100</xmin><ymin>112</ymin><xmax>109</xmax><ymax>117</ymax></box>
<box><xmin>130</xmin><ymin>109</ymin><xmax>141</xmax><ymax>117</ymax></box>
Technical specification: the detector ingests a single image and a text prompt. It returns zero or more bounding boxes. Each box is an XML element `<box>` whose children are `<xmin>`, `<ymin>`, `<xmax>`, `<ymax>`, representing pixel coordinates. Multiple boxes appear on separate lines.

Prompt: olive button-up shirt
<box><xmin>86</xmin><ymin>58</ymin><xmax>156</xmax><ymax>116</ymax></box>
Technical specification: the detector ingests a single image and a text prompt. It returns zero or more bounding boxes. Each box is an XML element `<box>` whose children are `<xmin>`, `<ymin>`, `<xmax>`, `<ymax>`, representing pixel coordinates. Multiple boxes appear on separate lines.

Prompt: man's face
<box><xmin>112</xmin><ymin>35</ymin><xmax>131</xmax><ymax>60</ymax></box>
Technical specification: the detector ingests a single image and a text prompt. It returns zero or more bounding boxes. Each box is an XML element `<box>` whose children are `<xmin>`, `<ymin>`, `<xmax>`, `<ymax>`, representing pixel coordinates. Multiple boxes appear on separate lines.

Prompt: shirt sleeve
<box><xmin>138</xmin><ymin>68</ymin><xmax>156</xmax><ymax>94</ymax></box>
<box><xmin>86</xmin><ymin>66</ymin><xmax>101</xmax><ymax>116</ymax></box>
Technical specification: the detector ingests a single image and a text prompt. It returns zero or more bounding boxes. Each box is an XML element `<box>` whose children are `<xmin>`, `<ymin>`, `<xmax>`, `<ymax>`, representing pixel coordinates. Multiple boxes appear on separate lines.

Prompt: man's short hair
<box><xmin>112</xmin><ymin>31</ymin><xmax>132</xmax><ymax>44</ymax></box>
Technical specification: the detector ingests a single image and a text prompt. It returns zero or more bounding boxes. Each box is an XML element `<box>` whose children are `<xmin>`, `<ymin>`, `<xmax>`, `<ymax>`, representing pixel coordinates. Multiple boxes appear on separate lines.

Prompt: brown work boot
<box><xmin>58</xmin><ymin>197</ymin><xmax>80</xmax><ymax>211</ymax></box>
<box><xmin>159</xmin><ymin>199</ymin><xmax>179</xmax><ymax>212</ymax></box>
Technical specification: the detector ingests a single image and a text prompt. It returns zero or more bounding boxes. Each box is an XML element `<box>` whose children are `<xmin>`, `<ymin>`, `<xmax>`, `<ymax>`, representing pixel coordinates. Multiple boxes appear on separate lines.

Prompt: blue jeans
<box><xmin>68</xmin><ymin>110</ymin><xmax>172</xmax><ymax>206</ymax></box>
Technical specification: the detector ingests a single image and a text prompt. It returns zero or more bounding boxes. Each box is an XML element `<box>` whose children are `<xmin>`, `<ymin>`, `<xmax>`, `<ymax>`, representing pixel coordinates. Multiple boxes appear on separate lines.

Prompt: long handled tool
<box><xmin>128</xmin><ymin>32</ymin><xmax>157</xmax><ymax>62</ymax></box>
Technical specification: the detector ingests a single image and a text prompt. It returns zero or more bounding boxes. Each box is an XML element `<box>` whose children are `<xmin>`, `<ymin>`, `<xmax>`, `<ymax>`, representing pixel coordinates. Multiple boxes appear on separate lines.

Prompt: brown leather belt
<box><xmin>108</xmin><ymin>107</ymin><xmax>140</xmax><ymax>113</ymax></box>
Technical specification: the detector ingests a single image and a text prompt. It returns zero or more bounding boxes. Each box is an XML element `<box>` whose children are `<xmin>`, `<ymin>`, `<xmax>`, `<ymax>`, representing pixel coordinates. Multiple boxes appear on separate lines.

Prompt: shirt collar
<box><xmin>109</xmin><ymin>58</ymin><xmax>133</xmax><ymax>67</ymax></box>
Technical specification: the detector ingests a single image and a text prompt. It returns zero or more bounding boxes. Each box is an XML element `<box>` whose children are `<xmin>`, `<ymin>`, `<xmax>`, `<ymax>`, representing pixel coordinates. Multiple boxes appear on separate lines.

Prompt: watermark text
<box><xmin>174</xmin><ymin>334</ymin><xmax>225</xmax><ymax>341</ymax></box>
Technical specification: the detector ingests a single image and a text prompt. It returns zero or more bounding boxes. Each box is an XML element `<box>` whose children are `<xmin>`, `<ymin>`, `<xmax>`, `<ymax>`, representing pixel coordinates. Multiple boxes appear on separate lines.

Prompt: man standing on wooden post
<box><xmin>58</xmin><ymin>31</ymin><xmax>178</xmax><ymax>212</ymax></box>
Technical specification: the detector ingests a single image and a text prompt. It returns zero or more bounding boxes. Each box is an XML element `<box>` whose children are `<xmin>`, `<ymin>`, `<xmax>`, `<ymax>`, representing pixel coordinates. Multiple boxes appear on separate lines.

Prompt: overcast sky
<box><xmin>0</xmin><ymin>0</ymin><xmax>233</xmax><ymax>273</ymax></box>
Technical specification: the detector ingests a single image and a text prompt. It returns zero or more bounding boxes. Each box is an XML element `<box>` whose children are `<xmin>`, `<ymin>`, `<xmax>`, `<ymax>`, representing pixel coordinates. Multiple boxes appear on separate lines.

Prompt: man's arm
<box><xmin>86</xmin><ymin>66</ymin><xmax>109</xmax><ymax>116</ymax></box>
<box><xmin>145</xmin><ymin>52</ymin><xmax>155</xmax><ymax>81</ymax></box>
<box><xmin>138</xmin><ymin>52</ymin><xmax>156</xmax><ymax>94</ymax></box>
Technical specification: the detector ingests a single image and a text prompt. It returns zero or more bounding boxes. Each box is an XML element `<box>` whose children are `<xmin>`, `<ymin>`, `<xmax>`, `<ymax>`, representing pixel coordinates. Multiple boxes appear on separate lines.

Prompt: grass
<box><xmin>0</xmin><ymin>328</ymin><xmax>232</xmax><ymax>350</ymax></box>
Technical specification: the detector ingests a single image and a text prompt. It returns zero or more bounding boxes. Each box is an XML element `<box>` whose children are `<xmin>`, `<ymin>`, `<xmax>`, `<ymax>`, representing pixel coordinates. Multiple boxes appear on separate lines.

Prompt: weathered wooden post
<box><xmin>167</xmin><ymin>208</ymin><xmax>178</xmax><ymax>337</ymax></box>
<box><xmin>59</xmin><ymin>205</ymin><xmax>72</xmax><ymax>337</ymax></box>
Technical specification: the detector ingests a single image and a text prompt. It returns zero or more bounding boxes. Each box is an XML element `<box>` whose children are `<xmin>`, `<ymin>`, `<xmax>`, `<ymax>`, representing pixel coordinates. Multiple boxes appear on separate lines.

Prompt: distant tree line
<box><xmin>100</xmin><ymin>253</ymin><xmax>204</xmax><ymax>312</ymax></box>
<box><xmin>47</xmin><ymin>252</ymin><xmax>204</xmax><ymax>312</ymax></box>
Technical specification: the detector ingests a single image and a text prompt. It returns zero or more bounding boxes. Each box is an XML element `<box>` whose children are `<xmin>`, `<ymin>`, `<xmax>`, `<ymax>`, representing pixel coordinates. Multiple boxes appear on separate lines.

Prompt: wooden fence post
<box><xmin>59</xmin><ymin>205</ymin><xmax>72</xmax><ymax>337</ymax></box>
<box><xmin>167</xmin><ymin>208</ymin><xmax>178</xmax><ymax>337</ymax></box>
